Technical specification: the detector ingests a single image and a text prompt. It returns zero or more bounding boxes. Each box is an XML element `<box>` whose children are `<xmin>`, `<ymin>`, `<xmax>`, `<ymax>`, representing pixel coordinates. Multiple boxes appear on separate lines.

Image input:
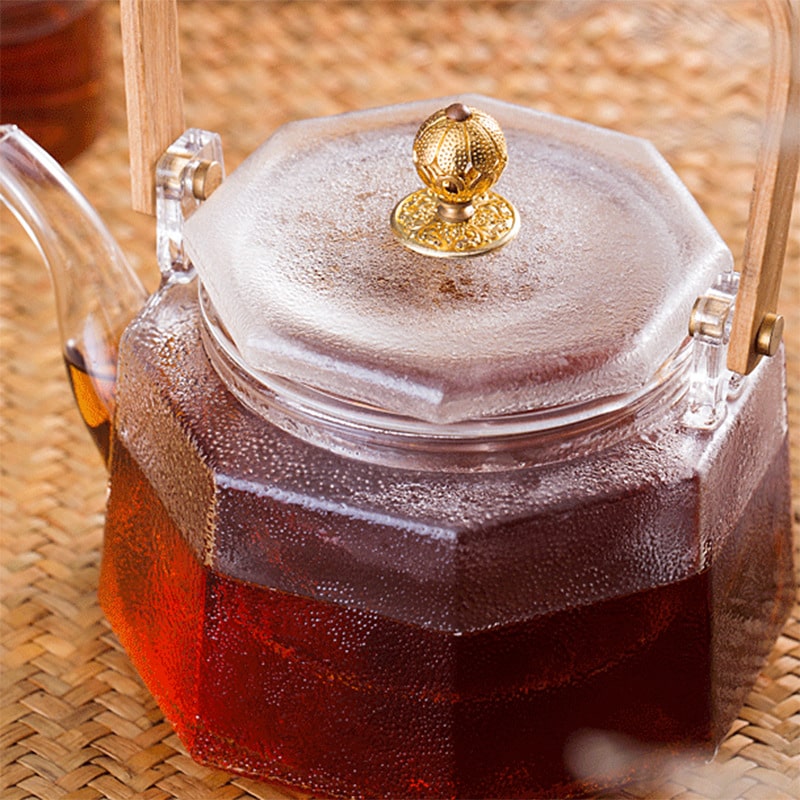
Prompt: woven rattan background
<box><xmin>1</xmin><ymin>2</ymin><xmax>798</xmax><ymax>798</ymax></box>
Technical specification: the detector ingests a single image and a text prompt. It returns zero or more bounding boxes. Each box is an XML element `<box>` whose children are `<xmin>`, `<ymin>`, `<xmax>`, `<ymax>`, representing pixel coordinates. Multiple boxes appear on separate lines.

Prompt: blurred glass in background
<box><xmin>1</xmin><ymin>0</ymin><xmax>105</xmax><ymax>163</ymax></box>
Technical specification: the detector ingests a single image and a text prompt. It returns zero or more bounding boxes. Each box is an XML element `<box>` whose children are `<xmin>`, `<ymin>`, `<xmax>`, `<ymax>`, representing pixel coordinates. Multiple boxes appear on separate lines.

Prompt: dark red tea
<box><xmin>0</xmin><ymin>0</ymin><xmax>104</xmax><ymax>163</ymax></box>
<box><xmin>87</xmin><ymin>280</ymin><xmax>795</xmax><ymax>798</ymax></box>
<box><xmin>99</xmin><ymin>431</ymin><xmax>793</xmax><ymax>798</ymax></box>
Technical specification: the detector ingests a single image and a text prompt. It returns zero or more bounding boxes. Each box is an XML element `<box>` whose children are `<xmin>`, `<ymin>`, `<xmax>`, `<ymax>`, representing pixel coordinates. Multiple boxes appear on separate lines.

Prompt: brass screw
<box><xmin>191</xmin><ymin>160</ymin><xmax>223</xmax><ymax>200</ymax></box>
<box><xmin>688</xmin><ymin>295</ymin><xmax>732</xmax><ymax>340</ymax></box>
<box><xmin>755</xmin><ymin>312</ymin><xmax>784</xmax><ymax>357</ymax></box>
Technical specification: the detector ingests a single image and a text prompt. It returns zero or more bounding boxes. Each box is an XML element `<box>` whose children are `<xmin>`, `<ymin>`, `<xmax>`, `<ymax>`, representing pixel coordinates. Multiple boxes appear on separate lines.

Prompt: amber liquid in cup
<box><xmin>0</xmin><ymin>0</ymin><xmax>105</xmax><ymax>163</ymax></box>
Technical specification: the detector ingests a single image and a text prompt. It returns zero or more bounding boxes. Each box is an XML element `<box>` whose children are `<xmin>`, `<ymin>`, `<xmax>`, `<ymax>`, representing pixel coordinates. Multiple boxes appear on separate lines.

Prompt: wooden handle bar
<box><xmin>728</xmin><ymin>0</ymin><xmax>799</xmax><ymax>374</ymax></box>
<box><xmin>120</xmin><ymin>0</ymin><xmax>185</xmax><ymax>216</ymax></box>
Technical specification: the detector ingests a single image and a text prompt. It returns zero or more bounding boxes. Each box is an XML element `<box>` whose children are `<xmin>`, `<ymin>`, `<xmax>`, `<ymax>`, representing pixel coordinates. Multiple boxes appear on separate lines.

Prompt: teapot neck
<box><xmin>199</xmin><ymin>284</ymin><xmax>692</xmax><ymax>472</ymax></box>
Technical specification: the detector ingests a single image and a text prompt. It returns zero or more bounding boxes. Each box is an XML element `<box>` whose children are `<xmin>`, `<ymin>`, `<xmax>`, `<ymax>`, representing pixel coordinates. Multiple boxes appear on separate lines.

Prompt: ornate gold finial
<box><xmin>391</xmin><ymin>102</ymin><xmax>519</xmax><ymax>257</ymax></box>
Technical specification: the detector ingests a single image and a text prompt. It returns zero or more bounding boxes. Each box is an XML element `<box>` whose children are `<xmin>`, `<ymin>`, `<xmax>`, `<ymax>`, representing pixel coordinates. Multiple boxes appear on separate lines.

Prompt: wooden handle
<box><xmin>728</xmin><ymin>0</ymin><xmax>799</xmax><ymax>374</ymax></box>
<box><xmin>120</xmin><ymin>0</ymin><xmax>185</xmax><ymax>216</ymax></box>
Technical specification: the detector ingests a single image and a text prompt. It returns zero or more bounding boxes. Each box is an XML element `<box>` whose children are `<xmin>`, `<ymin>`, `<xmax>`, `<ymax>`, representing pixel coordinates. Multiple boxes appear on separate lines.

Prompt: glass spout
<box><xmin>0</xmin><ymin>125</ymin><xmax>146</xmax><ymax>463</ymax></box>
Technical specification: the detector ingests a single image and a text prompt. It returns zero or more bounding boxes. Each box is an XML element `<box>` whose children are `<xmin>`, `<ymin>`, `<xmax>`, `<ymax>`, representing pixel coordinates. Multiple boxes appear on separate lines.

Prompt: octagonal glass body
<box><xmin>97</xmin><ymin>278</ymin><xmax>794</xmax><ymax>799</ymax></box>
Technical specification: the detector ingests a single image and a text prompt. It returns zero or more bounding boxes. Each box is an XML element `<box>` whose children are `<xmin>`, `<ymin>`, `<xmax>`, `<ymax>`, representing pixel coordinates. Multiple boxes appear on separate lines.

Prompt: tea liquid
<box><xmin>99</xmin><ymin>433</ymin><xmax>794</xmax><ymax>799</ymax></box>
<box><xmin>0</xmin><ymin>1</ymin><xmax>104</xmax><ymax>163</ymax></box>
<box><xmin>96</xmin><ymin>278</ymin><xmax>794</xmax><ymax>797</ymax></box>
<box><xmin>64</xmin><ymin>340</ymin><xmax>116</xmax><ymax>463</ymax></box>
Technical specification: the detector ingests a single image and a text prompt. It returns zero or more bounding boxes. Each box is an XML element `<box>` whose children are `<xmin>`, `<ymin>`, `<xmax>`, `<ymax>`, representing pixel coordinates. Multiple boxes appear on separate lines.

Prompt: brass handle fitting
<box><xmin>391</xmin><ymin>102</ymin><xmax>520</xmax><ymax>257</ymax></box>
<box><xmin>191</xmin><ymin>159</ymin><xmax>223</xmax><ymax>200</ymax></box>
<box><xmin>755</xmin><ymin>312</ymin><xmax>785</xmax><ymax>357</ymax></box>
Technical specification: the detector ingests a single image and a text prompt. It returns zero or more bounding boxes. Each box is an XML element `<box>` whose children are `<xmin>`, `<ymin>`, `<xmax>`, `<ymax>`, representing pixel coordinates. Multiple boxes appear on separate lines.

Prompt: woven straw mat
<box><xmin>1</xmin><ymin>2</ymin><xmax>798</xmax><ymax>799</ymax></box>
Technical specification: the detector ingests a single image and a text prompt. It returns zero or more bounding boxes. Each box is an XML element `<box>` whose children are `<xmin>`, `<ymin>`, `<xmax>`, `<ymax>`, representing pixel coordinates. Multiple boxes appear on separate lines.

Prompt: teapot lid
<box><xmin>183</xmin><ymin>95</ymin><xmax>731</xmax><ymax>424</ymax></box>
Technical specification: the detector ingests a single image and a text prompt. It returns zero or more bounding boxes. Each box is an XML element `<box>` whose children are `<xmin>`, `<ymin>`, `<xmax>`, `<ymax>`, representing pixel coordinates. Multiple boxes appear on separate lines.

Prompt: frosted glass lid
<box><xmin>183</xmin><ymin>95</ymin><xmax>732</xmax><ymax>424</ymax></box>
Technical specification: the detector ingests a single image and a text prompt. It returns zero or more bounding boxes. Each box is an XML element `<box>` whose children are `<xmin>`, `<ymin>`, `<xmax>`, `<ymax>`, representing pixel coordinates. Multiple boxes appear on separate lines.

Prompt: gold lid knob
<box><xmin>391</xmin><ymin>102</ymin><xmax>519</xmax><ymax>257</ymax></box>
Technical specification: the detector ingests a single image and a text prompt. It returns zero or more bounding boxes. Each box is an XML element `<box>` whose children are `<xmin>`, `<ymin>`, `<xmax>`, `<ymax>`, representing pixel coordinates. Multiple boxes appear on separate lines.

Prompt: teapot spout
<box><xmin>0</xmin><ymin>125</ymin><xmax>146</xmax><ymax>464</ymax></box>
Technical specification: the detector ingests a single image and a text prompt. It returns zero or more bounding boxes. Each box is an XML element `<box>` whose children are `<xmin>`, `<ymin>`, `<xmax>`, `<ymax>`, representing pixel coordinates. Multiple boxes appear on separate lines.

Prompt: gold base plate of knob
<box><xmin>391</xmin><ymin>188</ymin><xmax>520</xmax><ymax>257</ymax></box>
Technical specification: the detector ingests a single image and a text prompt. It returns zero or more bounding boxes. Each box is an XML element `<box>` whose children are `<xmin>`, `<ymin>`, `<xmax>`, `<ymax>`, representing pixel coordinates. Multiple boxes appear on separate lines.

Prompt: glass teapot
<box><xmin>0</xmin><ymin>11</ymin><xmax>797</xmax><ymax>800</ymax></box>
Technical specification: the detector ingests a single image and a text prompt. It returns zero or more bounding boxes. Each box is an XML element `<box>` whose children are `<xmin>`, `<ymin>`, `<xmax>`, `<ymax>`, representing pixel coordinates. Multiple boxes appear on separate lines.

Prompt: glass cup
<box><xmin>0</xmin><ymin>0</ymin><xmax>105</xmax><ymax>163</ymax></box>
